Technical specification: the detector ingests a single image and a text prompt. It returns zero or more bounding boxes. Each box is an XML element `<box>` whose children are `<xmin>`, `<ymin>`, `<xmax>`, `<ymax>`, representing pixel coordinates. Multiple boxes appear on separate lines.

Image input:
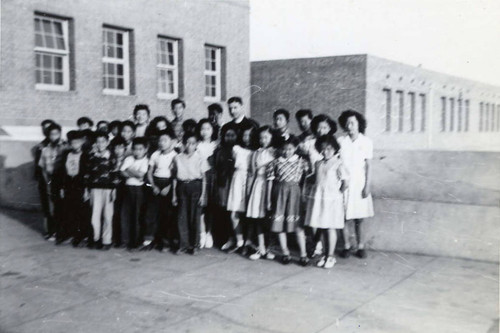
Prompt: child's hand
<box><xmin>266</xmin><ymin>202</ymin><xmax>272</xmax><ymax>212</ymax></box>
<box><xmin>160</xmin><ymin>187</ymin><xmax>170</xmax><ymax>197</ymax></box>
<box><xmin>152</xmin><ymin>186</ymin><xmax>160</xmax><ymax>195</ymax></box>
<box><xmin>83</xmin><ymin>190</ymin><xmax>90</xmax><ymax>202</ymax></box>
<box><xmin>362</xmin><ymin>185</ymin><xmax>370</xmax><ymax>198</ymax></box>
<box><xmin>172</xmin><ymin>196</ymin><xmax>178</xmax><ymax>206</ymax></box>
<box><xmin>110</xmin><ymin>189</ymin><xmax>116</xmax><ymax>202</ymax></box>
<box><xmin>199</xmin><ymin>196</ymin><xmax>206</xmax><ymax>207</ymax></box>
<box><xmin>60</xmin><ymin>189</ymin><xmax>65</xmax><ymax>199</ymax></box>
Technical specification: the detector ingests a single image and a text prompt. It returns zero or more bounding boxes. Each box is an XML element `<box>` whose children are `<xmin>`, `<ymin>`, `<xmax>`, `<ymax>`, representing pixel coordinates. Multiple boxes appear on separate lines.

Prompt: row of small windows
<box><xmin>34</xmin><ymin>13</ymin><xmax>224</xmax><ymax>101</ymax></box>
<box><xmin>440</xmin><ymin>97</ymin><xmax>470</xmax><ymax>132</ymax></box>
<box><xmin>383</xmin><ymin>89</ymin><xmax>426</xmax><ymax>133</ymax></box>
<box><xmin>479</xmin><ymin>102</ymin><xmax>500</xmax><ymax>132</ymax></box>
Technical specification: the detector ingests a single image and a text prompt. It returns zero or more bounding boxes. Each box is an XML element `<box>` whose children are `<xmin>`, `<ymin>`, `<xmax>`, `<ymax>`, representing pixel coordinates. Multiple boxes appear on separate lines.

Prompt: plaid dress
<box><xmin>267</xmin><ymin>155</ymin><xmax>309</xmax><ymax>232</ymax></box>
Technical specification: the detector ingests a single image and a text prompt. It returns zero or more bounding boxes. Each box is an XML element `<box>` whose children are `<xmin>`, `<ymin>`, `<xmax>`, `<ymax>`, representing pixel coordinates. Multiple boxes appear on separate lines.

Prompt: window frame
<box><xmin>34</xmin><ymin>14</ymin><xmax>70</xmax><ymax>92</ymax></box>
<box><xmin>102</xmin><ymin>27</ymin><xmax>130</xmax><ymax>96</ymax></box>
<box><xmin>204</xmin><ymin>45</ymin><xmax>222</xmax><ymax>102</ymax></box>
<box><xmin>156</xmin><ymin>37</ymin><xmax>179</xmax><ymax>100</ymax></box>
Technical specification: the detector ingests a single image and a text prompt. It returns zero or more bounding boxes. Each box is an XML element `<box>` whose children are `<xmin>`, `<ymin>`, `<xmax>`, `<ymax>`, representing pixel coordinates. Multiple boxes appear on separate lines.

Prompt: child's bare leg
<box><xmin>327</xmin><ymin>229</ymin><xmax>337</xmax><ymax>257</ymax></box>
<box><xmin>342</xmin><ymin>220</ymin><xmax>353</xmax><ymax>250</ymax></box>
<box><xmin>355</xmin><ymin>219</ymin><xmax>365</xmax><ymax>249</ymax></box>
<box><xmin>200</xmin><ymin>213</ymin><xmax>206</xmax><ymax>234</ymax></box>
<box><xmin>295</xmin><ymin>227</ymin><xmax>307</xmax><ymax>258</ymax></box>
<box><xmin>255</xmin><ymin>224</ymin><xmax>265</xmax><ymax>252</ymax></box>
<box><xmin>230</xmin><ymin>212</ymin><xmax>244</xmax><ymax>245</ymax></box>
<box><xmin>278</xmin><ymin>232</ymin><xmax>289</xmax><ymax>255</ymax></box>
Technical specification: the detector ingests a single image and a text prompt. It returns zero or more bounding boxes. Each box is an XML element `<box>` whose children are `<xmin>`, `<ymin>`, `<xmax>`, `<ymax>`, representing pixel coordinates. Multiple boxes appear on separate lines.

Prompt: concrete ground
<box><xmin>0</xmin><ymin>209</ymin><xmax>498</xmax><ymax>333</ymax></box>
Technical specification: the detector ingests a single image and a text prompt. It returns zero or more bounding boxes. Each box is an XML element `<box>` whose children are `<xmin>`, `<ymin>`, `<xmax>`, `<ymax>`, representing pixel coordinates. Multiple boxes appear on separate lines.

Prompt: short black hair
<box><xmin>41</xmin><ymin>119</ymin><xmax>55</xmax><ymax>127</ymax></box>
<box><xmin>311</xmin><ymin>114</ymin><xmax>337</xmax><ymax>136</ymax></box>
<box><xmin>110</xmin><ymin>136</ymin><xmax>126</xmax><ymax>147</ymax></box>
<box><xmin>295</xmin><ymin>109</ymin><xmax>313</xmax><ymax>121</ymax></box>
<box><xmin>157</xmin><ymin>128</ymin><xmax>176</xmax><ymax>140</ymax></box>
<box><xmin>338</xmin><ymin>109</ymin><xmax>367</xmax><ymax>134</ymax></box>
<box><xmin>227</xmin><ymin>96</ymin><xmax>243</xmax><ymax>105</ymax></box>
<box><xmin>94</xmin><ymin>130</ymin><xmax>109</xmax><ymax>141</ymax></box>
<box><xmin>171</xmin><ymin>98</ymin><xmax>186</xmax><ymax>109</ymax></box>
<box><xmin>208</xmin><ymin>103</ymin><xmax>223</xmax><ymax>114</ymax></box>
<box><xmin>315</xmin><ymin>135</ymin><xmax>340</xmax><ymax>154</ymax></box>
<box><xmin>96</xmin><ymin>120</ymin><xmax>109</xmax><ymax>128</ymax></box>
<box><xmin>77</xmin><ymin>117</ymin><xmax>94</xmax><ymax>127</ymax></box>
<box><xmin>47</xmin><ymin>123</ymin><xmax>62</xmax><ymax>133</ymax></box>
<box><xmin>219</xmin><ymin>122</ymin><xmax>238</xmax><ymax>146</ymax></box>
<box><xmin>66</xmin><ymin>130</ymin><xmax>84</xmax><ymax>142</ymax></box>
<box><xmin>197</xmin><ymin>118</ymin><xmax>218</xmax><ymax>141</ymax></box>
<box><xmin>121</xmin><ymin>120</ymin><xmax>136</xmax><ymax>132</ymax></box>
<box><xmin>133</xmin><ymin>104</ymin><xmax>150</xmax><ymax>117</ymax></box>
<box><xmin>182</xmin><ymin>119</ymin><xmax>198</xmax><ymax>134</ymax></box>
<box><xmin>182</xmin><ymin>131</ymin><xmax>198</xmax><ymax>144</ymax></box>
<box><xmin>273</xmin><ymin>109</ymin><xmax>290</xmax><ymax>122</ymax></box>
<box><xmin>109</xmin><ymin>120</ymin><xmax>121</xmax><ymax>130</ymax></box>
<box><xmin>132</xmin><ymin>136</ymin><xmax>149</xmax><ymax>148</ymax></box>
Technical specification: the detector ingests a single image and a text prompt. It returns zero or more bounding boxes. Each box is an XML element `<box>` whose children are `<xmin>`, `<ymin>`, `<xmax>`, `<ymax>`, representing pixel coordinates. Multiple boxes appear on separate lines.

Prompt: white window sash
<box><xmin>35</xmin><ymin>17</ymin><xmax>69</xmax><ymax>91</ymax></box>
<box><xmin>102</xmin><ymin>29</ymin><xmax>129</xmax><ymax>95</ymax></box>
<box><xmin>157</xmin><ymin>38</ymin><xmax>178</xmax><ymax>99</ymax></box>
<box><xmin>204</xmin><ymin>47</ymin><xmax>221</xmax><ymax>102</ymax></box>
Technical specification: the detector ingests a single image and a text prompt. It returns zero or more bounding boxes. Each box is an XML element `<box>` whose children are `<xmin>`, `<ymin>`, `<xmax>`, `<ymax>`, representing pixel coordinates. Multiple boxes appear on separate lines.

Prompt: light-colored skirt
<box><xmin>226</xmin><ymin>169</ymin><xmax>248</xmax><ymax>212</ymax></box>
<box><xmin>246</xmin><ymin>174</ymin><xmax>266</xmax><ymax>218</ymax></box>
<box><xmin>305</xmin><ymin>185</ymin><xmax>345</xmax><ymax>229</ymax></box>
<box><xmin>345</xmin><ymin>168</ymin><xmax>374</xmax><ymax>220</ymax></box>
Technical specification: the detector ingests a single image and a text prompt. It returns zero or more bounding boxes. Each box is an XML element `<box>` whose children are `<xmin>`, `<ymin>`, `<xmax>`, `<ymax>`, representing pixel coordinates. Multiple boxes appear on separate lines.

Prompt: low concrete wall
<box><xmin>1</xmin><ymin>139</ymin><xmax>498</xmax><ymax>261</ymax></box>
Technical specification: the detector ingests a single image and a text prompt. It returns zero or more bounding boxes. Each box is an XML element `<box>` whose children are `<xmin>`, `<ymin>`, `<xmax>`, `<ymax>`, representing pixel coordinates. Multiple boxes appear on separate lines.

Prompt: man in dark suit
<box><xmin>221</xmin><ymin>96</ymin><xmax>259</xmax><ymax>138</ymax></box>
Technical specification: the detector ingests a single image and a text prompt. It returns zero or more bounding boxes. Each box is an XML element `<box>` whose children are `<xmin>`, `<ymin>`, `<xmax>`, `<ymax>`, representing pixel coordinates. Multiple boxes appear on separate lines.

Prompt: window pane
<box><xmin>35</xmin><ymin>33</ymin><xmax>44</xmax><ymax>47</ymax></box>
<box><xmin>168</xmin><ymin>82</ymin><xmax>174</xmax><ymax>94</ymax></box>
<box><xmin>161</xmin><ymin>54</ymin><xmax>167</xmax><ymax>65</ymax></box>
<box><xmin>108</xmin><ymin>63</ymin><xmax>115</xmax><ymax>75</ymax></box>
<box><xmin>211</xmin><ymin>87</ymin><xmax>216</xmax><ymax>96</ymax></box>
<box><xmin>43</xmin><ymin>54</ymin><xmax>52</xmax><ymax>69</ymax></box>
<box><xmin>43</xmin><ymin>70</ymin><xmax>52</xmax><ymax>84</ymax></box>
<box><xmin>35</xmin><ymin>19</ymin><xmax>42</xmax><ymax>33</ymax></box>
<box><xmin>117</xmin><ymin>78</ymin><xmax>124</xmax><ymax>89</ymax></box>
<box><xmin>107</xmin><ymin>31</ymin><xmax>114</xmax><ymax>45</ymax></box>
<box><xmin>54</xmin><ymin>56</ymin><xmax>63</xmax><ymax>70</ymax></box>
<box><xmin>167</xmin><ymin>42</ymin><xmax>173</xmax><ymax>53</ymax></box>
<box><xmin>117</xmin><ymin>47</ymin><xmax>123</xmax><ymax>59</ymax></box>
<box><xmin>160</xmin><ymin>40</ymin><xmax>166</xmax><ymax>52</ymax></box>
<box><xmin>116</xmin><ymin>32</ymin><xmax>123</xmax><ymax>46</ymax></box>
<box><xmin>54</xmin><ymin>72</ymin><xmax>63</xmax><ymax>85</ymax></box>
<box><xmin>42</xmin><ymin>20</ymin><xmax>52</xmax><ymax>34</ymax></box>
<box><xmin>53</xmin><ymin>21</ymin><xmax>63</xmax><ymax>37</ymax></box>
<box><xmin>35</xmin><ymin>53</ymin><xmax>41</xmax><ymax>67</ymax></box>
<box><xmin>211</xmin><ymin>60</ymin><xmax>216</xmax><ymax>71</ymax></box>
<box><xmin>45</xmin><ymin>34</ymin><xmax>55</xmax><ymax>48</ymax></box>
<box><xmin>167</xmin><ymin>70</ymin><xmax>174</xmax><ymax>84</ymax></box>
<box><xmin>205</xmin><ymin>86</ymin><xmax>210</xmax><ymax>96</ymax></box>
<box><xmin>36</xmin><ymin>69</ymin><xmax>42</xmax><ymax>83</ymax></box>
<box><xmin>56</xmin><ymin>37</ymin><xmax>65</xmax><ymax>50</ymax></box>
<box><xmin>108</xmin><ymin>77</ymin><xmax>115</xmax><ymax>89</ymax></box>
<box><xmin>117</xmin><ymin>64</ymin><xmax>123</xmax><ymax>76</ymax></box>
<box><xmin>168</xmin><ymin>55</ymin><xmax>174</xmax><ymax>65</ymax></box>
<box><xmin>161</xmin><ymin>81</ymin><xmax>167</xmax><ymax>94</ymax></box>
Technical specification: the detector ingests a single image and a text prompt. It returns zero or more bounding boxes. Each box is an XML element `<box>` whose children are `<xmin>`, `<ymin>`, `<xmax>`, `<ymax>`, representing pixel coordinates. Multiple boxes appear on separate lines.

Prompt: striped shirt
<box><xmin>266</xmin><ymin>154</ymin><xmax>309</xmax><ymax>183</ymax></box>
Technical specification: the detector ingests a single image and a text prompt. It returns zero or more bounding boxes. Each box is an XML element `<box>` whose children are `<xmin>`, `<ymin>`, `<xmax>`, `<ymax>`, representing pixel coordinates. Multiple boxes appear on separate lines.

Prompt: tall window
<box><xmin>420</xmin><ymin>94</ymin><xmax>426</xmax><ymax>132</ymax></box>
<box><xmin>204</xmin><ymin>45</ymin><xmax>222</xmax><ymax>101</ymax></box>
<box><xmin>479</xmin><ymin>102</ymin><xmax>484</xmax><ymax>131</ymax></box>
<box><xmin>441</xmin><ymin>97</ymin><xmax>447</xmax><ymax>132</ymax></box>
<box><xmin>449</xmin><ymin>98</ymin><xmax>455</xmax><ymax>131</ymax></box>
<box><xmin>457</xmin><ymin>99</ymin><xmax>462</xmax><ymax>132</ymax></box>
<box><xmin>157</xmin><ymin>37</ymin><xmax>179</xmax><ymax>99</ymax></box>
<box><xmin>408</xmin><ymin>92</ymin><xmax>415</xmax><ymax>132</ymax></box>
<box><xmin>485</xmin><ymin>103</ymin><xmax>490</xmax><ymax>131</ymax></box>
<box><xmin>464</xmin><ymin>99</ymin><xmax>470</xmax><ymax>132</ymax></box>
<box><xmin>34</xmin><ymin>14</ymin><xmax>70</xmax><ymax>91</ymax></box>
<box><xmin>383</xmin><ymin>88</ymin><xmax>391</xmax><ymax>132</ymax></box>
<box><xmin>492</xmin><ymin>104</ymin><xmax>496</xmax><ymax>132</ymax></box>
<box><xmin>396</xmin><ymin>90</ymin><xmax>404</xmax><ymax>132</ymax></box>
<box><xmin>102</xmin><ymin>27</ymin><xmax>130</xmax><ymax>95</ymax></box>
<box><xmin>497</xmin><ymin>105</ymin><xmax>500</xmax><ymax>131</ymax></box>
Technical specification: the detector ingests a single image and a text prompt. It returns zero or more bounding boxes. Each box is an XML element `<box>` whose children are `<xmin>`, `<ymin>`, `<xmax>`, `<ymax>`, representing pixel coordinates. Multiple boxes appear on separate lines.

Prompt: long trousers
<box><xmin>120</xmin><ymin>185</ymin><xmax>145</xmax><ymax>248</ymax></box>
<box><xmin>176</xmin><ymin>180</ymin><xmax>202</xmax><ymax>250</ymax></box>
<box><xmin>59</xmin><ymin>182</ymin><xmax>88</xmax><ymax>242</ymax></box>
<box><xmin>145</xmin><ymin>178</ymin><xmax>177</xmax><ymax>245</ymax></box>
<box><xmin>90</xmin><ymin>188</ymin><xmax>115</xmax><ymax>245</ymax></box>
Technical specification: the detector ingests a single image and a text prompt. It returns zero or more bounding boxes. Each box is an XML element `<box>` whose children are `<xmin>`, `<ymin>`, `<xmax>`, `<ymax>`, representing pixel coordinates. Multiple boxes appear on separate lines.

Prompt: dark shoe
<box><xmin>95</xmin><ymin>242</ymin><xmax>103</xmax><ymax>250</ymax></box>
<box><xmin>299</xmin><ymin>256</ymin><xmax>309</xmax><ymax>267</ymax></box>
<box><xmin>174</xmin><ymin>248</ymin><xmax>188</xmax><ymax>255</ymax></box>
<box><xmin>356</xmin><ymin>249</ymin><xmax>367</xmax><ymax>259</ymax></box>
<box><xmin>102</xmin><ymin>244</ymin><xmax>112</xmax><ymax>251</ymax></box>
<box><xmin>226</xmin><ymin>244</ymin><xmax>242</xmax><ymax>254</ymax></box>
<box><xmin>87</xmin><ymin>241</ymin><xmax>95</xmax><ymax>249</ymax></box>
<box><xmin>72</xmin><ymin>238</ymin><xmax>81</xmax><ymax>248</ymax></box>
<box><xmin>340</xmin><ymin>249</ymin><xmax>352</xmax><ymax>259</ymax></box>
<box><xmin>55</xmin><ymin>238</ymin><xmax>64</xmax><ymax>245</ymax></box>
<box><xmin>281</xmin><ymin>255</ymin><xmax>292</xmax><ymax>265</ymax></box>
<box><xmin>140</xmin><ymin>243</ymin><xmax>154</xmax><ymax>251</ymax></box>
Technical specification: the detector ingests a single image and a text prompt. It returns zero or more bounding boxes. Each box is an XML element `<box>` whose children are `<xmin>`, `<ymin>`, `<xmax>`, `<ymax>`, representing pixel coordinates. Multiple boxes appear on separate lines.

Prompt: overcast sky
<box><xmin>249</xmin><ymin>0</ymin><xmax>500</xmax><ymax>86</ymax></box>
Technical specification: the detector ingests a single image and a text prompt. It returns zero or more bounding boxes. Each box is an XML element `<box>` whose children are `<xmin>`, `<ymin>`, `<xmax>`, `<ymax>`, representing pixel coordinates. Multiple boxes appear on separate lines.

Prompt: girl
<box><xmin>267</xmin><ymin>137</ymin><xmax>310</xmax><ymax>266</ymax></box>
<box><xmin>246</xmin><ymin>126</ymin><xmax>276</xmax><ymax>260</ymax></box>
<box><xmin>212</xmin><ymin>124</ymin><xmax>237</xmax><ymax>248</ymax></box>
<box><xmin>305</xmin><ymin>135</ymin><xmax>348</xmax><ymax>269</ymax></box>
<box><xmin>223</xmin><ymin>124</ymin><xmax>256</xmax><ymax>253</ymax></box>
<box><xmin>196</xmin><ymin>119</ymin><xmax>218</xmax><ymax>249</ymax></box>
<box><xmin>302</xmin><ymin>114</ymin><xmax>338</xmax><ymax>257</ymax></box>
<box><xmin>337</xmin><ymin>110</ymin><xmax>374</xmax><ymax>259</ymax></box>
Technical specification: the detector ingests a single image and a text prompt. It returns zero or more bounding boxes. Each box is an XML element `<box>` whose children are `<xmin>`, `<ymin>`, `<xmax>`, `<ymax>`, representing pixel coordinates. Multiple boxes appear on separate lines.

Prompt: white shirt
<box><xmin>196</xmin><ymin>141</ymin><xmax>217</xmax><ymax>164</ymax></box>
<box><xmin>149</xmin><ymin>150</ymin><xmax>177</xmax><ymax>178</ymax></box>
<box><xmin>173</xmin><ymin>152</ymin><xmax>209</xmax><ymax>181</ymax></box>
<box><xmin>121</xmin><ymin>156</ymin><xmax>149</xmax><ymax>186</ymax></box>
<box><xmin>338</xmin><ymin>134</ymin><xmax>373</xmax><ymax>172</ymax></box>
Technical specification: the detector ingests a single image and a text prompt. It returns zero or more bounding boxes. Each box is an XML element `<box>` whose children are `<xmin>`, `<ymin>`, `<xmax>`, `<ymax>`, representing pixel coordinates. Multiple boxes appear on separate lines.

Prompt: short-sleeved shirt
<box><xmin>120</xmin><ymin>156</ymin><xmax>149</xmax><ymax>186</ymax></box>
<box><xmin>38</xmin><ymin>141</ymin><xmax>67</xmax><ymax>176</ymax></box>
<box><xmin>135</xmin><ymin>123</ymin><xmax>148</xmax><ymax>138</ymax></box>
<box><xmin>267</xmin><ymin>154</ymin><xmax>309</xmax><ymax>183</ymax></box>
<box><xmin>149</xmin><ymin>150</ymin><xmax>177</xmax><ymax>178</ymax></box>
<box><xmin>196</xmin><ymin>141</ymin><xmax>217</xmax><ymax>164</ymax></box>
<box><xmin>338</xmin><ymin>134</ymin><xmax>373</xmax><ymax>173</ymax></box>
<box><xmin>173</xmin><ymin>152</ymin><xmax>209</xmax><ymax>181</ymax></box>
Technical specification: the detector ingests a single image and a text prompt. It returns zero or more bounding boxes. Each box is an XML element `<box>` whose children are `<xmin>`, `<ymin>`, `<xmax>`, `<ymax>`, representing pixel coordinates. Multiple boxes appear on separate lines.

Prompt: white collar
<box><xmin>234</xmin><ymin>115</ymin><xmax>245</xmax><ymax>124</ymax></box>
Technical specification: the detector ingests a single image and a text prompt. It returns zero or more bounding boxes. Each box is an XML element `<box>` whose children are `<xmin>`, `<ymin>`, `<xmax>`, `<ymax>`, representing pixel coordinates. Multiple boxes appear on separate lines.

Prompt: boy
<box><xmin>120</xmin><ymin>120</ymin><xmax>136</xmax><ymax>157</ymax></box>
<box><xmin>170</xmin><ymin>99</ymin><xmax>186</xmax><ymax>142</ymax></box>
<box><xmin>96</xmin><ymin>120</ymin><xmax>110</xmax><ymax>134</ymax></box>
<box><xmin>57</xmin><ymin>130</ymin><xmax>88</xmax><ymax>246</ymax></box>
<box><xmin>295</xmin><ymin>109</ymin><xmax>314</xmax><ymax>142</ymax></box>
<box><xmin>120</xmin><ymin>137</ymin><xmax>149</xmax><ymax>250</ymax></box>
<box><xmin>86</xmin><ymin>131</ymin><xmax>117</xmax><ymax>250</ymax></box>
<box><xmin>110</xmin><ymin>136</ymin><xmax>127</xmax><ymax>246</ymax></box>
<box><xmin>208</xmin><ymin>103</ymin><xmax>223</xmax><ymax>136</ymax></box>
<box><xmin>145</xmin><ymin>128</ymin><xmax>177</xmax><ymax>251</ymax></box>
<box><xmin>38</xmin><ymin>123</ymin><xmax>67</xmax><ymax>240</ymax></box>
<box><xmin>109</xmin><ymin>120</ymin><xmax>122</xmax><ymax>140</ymax></box>
<box><xmin>172</xmin><ymin>132</ymin><xmax>208</xmax><ymax>254</ymax></box>
<box><xmin>273</xmin><ymin>109</ymin><xmax>292</xmax><ymax>145</ymax></box>
<box><xmin>77</xmin><ymin>117</ymin><xmax>94</xmax><ymax>131</ymax></box>
<box><xmin>133</xmin><ymin>104</ymin><xmax>150</xmax><ymax>137</ymax></box>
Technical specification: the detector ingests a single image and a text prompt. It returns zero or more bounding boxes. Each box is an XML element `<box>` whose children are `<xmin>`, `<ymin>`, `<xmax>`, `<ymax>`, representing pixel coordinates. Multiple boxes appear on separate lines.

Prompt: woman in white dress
<box><xmin>338</xmin><ymin>110</ymin><xmax>374</xmax><ymax>259</ymax></box>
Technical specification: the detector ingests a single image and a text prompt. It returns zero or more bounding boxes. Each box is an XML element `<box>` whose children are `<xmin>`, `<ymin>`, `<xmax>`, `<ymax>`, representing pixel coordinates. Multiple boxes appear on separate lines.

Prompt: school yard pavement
<box><xmin>0</xmin><ymin>208</ymin><xmax>498</xmax><ymax>333</ymax></box>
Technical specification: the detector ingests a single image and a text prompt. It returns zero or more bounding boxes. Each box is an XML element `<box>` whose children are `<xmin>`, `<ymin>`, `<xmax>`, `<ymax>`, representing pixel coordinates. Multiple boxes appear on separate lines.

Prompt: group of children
<box><xmin>34</xmin><ymin>97</ymin><xmax>374</xmax><ymax>269</ymax></box>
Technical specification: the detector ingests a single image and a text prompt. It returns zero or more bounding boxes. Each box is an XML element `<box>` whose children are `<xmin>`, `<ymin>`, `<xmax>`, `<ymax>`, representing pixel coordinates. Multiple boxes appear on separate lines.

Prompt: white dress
<box><xmin>305</xmin><ymin>155</ymin><xmax>348</xmax><ymax>229</ymax></box>
<box><xmin>246</xmin><ymin>147</ymin><xmax>275</xmax><ymax>218</ymax></box>
<box><xmin>226</xmin><ymin>145</ymin><xmax>252</xmax><ymax>212</ymax></box>
<box><xmin>338</xmin><ymin>134</ymin><xmax>374</xmax><ymax>220</ymax></box>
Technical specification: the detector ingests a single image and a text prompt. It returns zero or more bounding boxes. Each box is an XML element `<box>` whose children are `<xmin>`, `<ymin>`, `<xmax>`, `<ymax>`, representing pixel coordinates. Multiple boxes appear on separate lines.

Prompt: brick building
<box><xmin>251</xmin><ymin>54</ymin><xmax>500</xmax><ymax>151</ymax></box>
<box><xmin>0</xmin><ymin>0</ymin><xmax>250</xmax><ymax>127</ymax></box>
